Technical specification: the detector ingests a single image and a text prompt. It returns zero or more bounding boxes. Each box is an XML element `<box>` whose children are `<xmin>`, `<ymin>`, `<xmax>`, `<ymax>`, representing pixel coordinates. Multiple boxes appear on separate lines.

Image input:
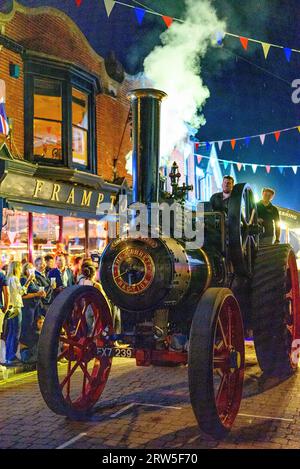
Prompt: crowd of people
<box><xmin>0</xmin><ymin>251</ymin><xmax>102</xmax><ymax>366</ymax></box>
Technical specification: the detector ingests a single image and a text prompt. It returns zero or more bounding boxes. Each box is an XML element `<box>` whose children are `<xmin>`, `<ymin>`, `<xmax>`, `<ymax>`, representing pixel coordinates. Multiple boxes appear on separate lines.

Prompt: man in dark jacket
<box><xmin>48</xmin><ymin>254</ymin><xmax>75</xmax><ymax>291</ymax></box>
<box><xmin>34</xmin><ymin>257</ymin><xmax>53</xmax><ymax>313</ymax></box>
<box><xmin>210</xmin><ymin>175</ymin><xmax>234</xmax><ymax>214</ymax></box>
<box><xmin>257</xmin><ymin>188</ymin><xmax>280</xmax><ymax>245</ymax></box>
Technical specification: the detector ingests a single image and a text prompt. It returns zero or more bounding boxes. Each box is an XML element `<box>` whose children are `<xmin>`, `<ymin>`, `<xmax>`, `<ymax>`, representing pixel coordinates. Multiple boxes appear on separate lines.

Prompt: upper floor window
<box><xmin>72</xmin><ymin>88</ymin><xmax>88</xmax><ymax>166</ymax></box>
<box><xmin>34</xmin><ymin>78</ymin><xmax>63</xmax><ymax>160</ymax></box>
<box><xmin>25</xmin><ymin>56</ymin><xmax>99</xmax><ymax>173</ymax></box>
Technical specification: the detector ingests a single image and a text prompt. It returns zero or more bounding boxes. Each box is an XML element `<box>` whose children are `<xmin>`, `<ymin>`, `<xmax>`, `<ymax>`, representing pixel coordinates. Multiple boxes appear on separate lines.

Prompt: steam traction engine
<box><xmin>37</xmin><ymin>89</ymin><xmax>300</xmax><ymax>438</ymax></box>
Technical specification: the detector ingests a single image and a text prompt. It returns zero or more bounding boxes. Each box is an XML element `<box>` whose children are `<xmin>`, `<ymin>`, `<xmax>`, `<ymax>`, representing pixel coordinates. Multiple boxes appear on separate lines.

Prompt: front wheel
<box><xmin>37</xmin><ymin>286</ymin><xmax>114</xmax><ymax>419</ymax></box>
<box><xmin>188</xmin><ymin>288</ymin><xmax>245</xmax><ymax>438</ymax></box>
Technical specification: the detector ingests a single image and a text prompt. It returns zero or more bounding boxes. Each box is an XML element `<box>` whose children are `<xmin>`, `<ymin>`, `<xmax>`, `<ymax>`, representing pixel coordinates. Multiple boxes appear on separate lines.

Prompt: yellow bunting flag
<box><xmin>104</xmin><ymin>0</ymin><xmax>116</xmax><ymax>17</ymax></box>
<box><xmin>261</xmin><ymin>42</ymin><xmax>271</xmax><ymax>59</ymax></box>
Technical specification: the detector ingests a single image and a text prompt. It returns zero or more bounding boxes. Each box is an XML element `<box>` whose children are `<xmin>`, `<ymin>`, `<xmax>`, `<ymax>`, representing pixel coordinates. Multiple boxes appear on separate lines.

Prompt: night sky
<box><xmin>1</xmin><ymin>0</ymin><xmax>300</xmax><ymax>209</ymax></box>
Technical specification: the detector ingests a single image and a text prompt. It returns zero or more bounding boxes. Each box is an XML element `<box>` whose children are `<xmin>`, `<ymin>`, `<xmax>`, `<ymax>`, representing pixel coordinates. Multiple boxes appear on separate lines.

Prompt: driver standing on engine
<box><xmin>210</xmin><ymin>175</ymin><xmax>234</xmax><ymax>214</ymax></box>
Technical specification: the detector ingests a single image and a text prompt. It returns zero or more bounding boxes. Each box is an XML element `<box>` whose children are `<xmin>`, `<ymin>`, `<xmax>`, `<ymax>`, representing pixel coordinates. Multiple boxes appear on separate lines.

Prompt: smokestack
<box><xmin>127</xmin><ymin>89</ymin><xmax>167</xmax><ymax>205</ymax></box>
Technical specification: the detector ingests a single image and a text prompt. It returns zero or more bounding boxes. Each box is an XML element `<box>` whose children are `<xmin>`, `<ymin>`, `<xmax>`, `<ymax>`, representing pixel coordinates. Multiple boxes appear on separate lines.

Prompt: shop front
<box><xmin>277</xmin><ymin>206</ymin><xmax>300</xmax><ymax>268</ymax></box>
<box><xmin>0</xmin><ymin>145</ymin><xmax>129</xmax><ymax>266</ymax></box>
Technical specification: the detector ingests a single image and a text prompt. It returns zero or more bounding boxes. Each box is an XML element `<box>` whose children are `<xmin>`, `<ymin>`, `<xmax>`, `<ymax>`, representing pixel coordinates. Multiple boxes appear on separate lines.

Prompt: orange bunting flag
<box><xmin>230</xmin><ymin>139</ymin><xmax>236</xmax><ymax>150</ymax></box>
<box><xmin>239</xmin><ymin>37</ymin><xmax>249</xmax><ymax>50</ymax></box>
<box><xmin>274</xmin><ymin>131</ymin><xmax>281</xmax><ymax>142</ymax></box>
<box><xmin>266</xmin><ymin>165</ymin><xmax>271</xmax><ymax>174</ymax></box>
<box><xmin>162</xmin><ymin>16</ymin><xmax>173</xmax><ymax>28</ymax></box>
<box><xmin>237</xmin><ymin>162</ymin><xmax>243</xmax><ymax>171</ymax></box>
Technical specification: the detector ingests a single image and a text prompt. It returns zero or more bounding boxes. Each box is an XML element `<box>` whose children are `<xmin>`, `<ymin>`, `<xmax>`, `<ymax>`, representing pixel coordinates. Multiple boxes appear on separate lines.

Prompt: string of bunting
<box><xmin>74</xmin><ymin>0</ymin><xmax>300</xmax><ymax>62</ymax></box>
<box><xmin>195</xmin><ymin>152</ymin><xmax>299</xmax><ymax>175</ymax></box>
<box><xmin>195</xmin><ymin>124</ymin><xmax>300</xmax><ymax>152</ymax></box>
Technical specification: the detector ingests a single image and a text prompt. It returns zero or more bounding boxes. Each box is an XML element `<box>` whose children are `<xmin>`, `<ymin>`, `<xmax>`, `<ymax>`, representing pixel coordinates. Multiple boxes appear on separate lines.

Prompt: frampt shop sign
<box><xmin>0</xmin><ymin>171</ymin><xmax>120</xmax><ymax>214</ymax></box>
<box><xmin>32</xmin><ymin>179</ymin><xmax>116</xmax><ymax>210</ymax></box>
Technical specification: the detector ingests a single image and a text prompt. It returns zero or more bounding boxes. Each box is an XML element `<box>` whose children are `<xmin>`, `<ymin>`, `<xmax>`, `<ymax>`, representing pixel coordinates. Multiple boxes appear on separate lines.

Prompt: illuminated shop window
<box><xmin>88</xmin><ymin>220</ymin><xmax>108</xmax><ymax>254</ymax></box>
<box><xmin>33</xmin><ymin>213</ymin><xmax>59</xmax><ymax>257</ymax></box>
<box><xmin>0</xmin><ymin>209</ymin><xmax>28</xmax><ymax>265</ymax></box>
<box><xmin>63</xmin><ymin>217</ymin><xmax>85</xmax><ymax>255</ymax></box>
<box><xmin>72</xmin><ymin>88</ymin><xmax>88</xmax><ymax>166</ymax></box>
<box><xmin>33</xmin><ymin>79</ymin><xmax>63</xmax><ymax>160</ymax></box>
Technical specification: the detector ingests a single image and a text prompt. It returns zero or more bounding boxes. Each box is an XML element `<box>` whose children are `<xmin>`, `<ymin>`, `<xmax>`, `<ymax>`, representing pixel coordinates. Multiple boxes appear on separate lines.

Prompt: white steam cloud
<box><xmin>143</xmin><ymin>0</ymin><xmax>225</xmax><ymax>161</ymax></box>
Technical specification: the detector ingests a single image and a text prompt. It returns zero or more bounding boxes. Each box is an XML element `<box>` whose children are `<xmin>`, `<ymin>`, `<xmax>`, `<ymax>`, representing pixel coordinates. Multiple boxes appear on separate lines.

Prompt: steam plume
<box><xmin>143</xmin><ymin>0</ymin><xmax>225</xmax><ymax>160</ymax></box>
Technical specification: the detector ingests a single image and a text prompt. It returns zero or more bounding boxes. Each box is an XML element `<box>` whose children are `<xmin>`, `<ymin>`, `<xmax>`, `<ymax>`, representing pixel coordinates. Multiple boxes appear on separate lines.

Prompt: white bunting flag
<box><xmin>217</xmin><ymin>141</ymin><xmax>223</xmax><ymax>151</ymax></box>
<box><xmin>104</xmin><ymin>0</ymin><xmax>116</xmax><ymax>17</ymax></box>
<box><xmin>259</xmin><ymin>134</ymin><xmax>265</xmax><ymax>145</ymax></box>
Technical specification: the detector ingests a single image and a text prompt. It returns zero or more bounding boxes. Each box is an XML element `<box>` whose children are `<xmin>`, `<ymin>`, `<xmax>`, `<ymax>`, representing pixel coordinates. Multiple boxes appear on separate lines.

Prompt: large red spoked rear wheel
<box><xmin>188</xmin><ymin>288</ymin><xmax>245</xmax><ymax>438</ymax></box>
<box><xmin>37</xmin><ymin>286</ymin><xmax>114</xmax><ymax>418</ymax></box>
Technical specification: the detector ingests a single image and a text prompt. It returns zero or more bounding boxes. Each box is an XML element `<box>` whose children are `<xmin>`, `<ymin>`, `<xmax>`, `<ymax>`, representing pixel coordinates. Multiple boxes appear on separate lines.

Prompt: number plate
<box><xmin>97</xmin><ymin>347</ymin><xmax>134</xmax><ymax>358</ymax></box>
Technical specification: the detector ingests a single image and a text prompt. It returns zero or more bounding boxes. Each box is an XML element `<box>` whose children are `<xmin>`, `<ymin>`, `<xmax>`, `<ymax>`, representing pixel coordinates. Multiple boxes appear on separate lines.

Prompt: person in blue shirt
<box><xmin>19</xmin><ymin>262</ymin><xmax>46</xmax><ymax>355</ymax></box>
<box><xmin>48</xmin><ymin>254</ymin><xmax>75</xmax><ymax>295</ymax></box>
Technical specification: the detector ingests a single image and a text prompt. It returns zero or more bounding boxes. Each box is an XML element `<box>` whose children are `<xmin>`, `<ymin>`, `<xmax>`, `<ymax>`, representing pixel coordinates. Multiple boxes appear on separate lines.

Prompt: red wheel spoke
<box><xmin>217</xmin><ymin>317</ymin><xmax>228</xmax><ymax>349</ymax></box>
<box><xmin>79</xmin><ymin>362</ymin><xmax>94</xmax><ymax>386</ymax></box>
<box><xmin>60</xmin><ymin>361</ymin><xmax>80</xmax><ymax>391</ymax></box>
<box><xmin>216</xmin><ymin>372</ymin><xmax>228</xmax><ymax>406</ymax></box>
<box><xmin>228</xmin><ymin>310</ymin><xmax>232</xmax><ymax>348</ymax></box>
<box><xmin>213</xmin><ymin>354</ymin><xmax>228</xmax><ymax>369</ymax></box>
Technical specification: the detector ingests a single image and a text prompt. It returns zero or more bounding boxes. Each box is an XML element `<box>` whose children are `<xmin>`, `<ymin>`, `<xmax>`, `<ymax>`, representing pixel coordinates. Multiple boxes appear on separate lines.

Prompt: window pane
<box><xmin>0</xmin><ymin>209</ymin><xmax>28</xmax><ymax>265</ymax></box>
<box><xmin>33</xmin><ymin>213</ymin><xmax>59</xmax><ymax>257</ymax></box>
<box><xmin>72</xmin><ymin>89</ymin><xmax>88</xmax><ymax>130</ymax></box>
<box><xmin>63</xmin><ymin>217</ymin><xmax>85</xmax><ymax>255</ymax></box>
<box><xmin>34</xmin><ymin>119</ymin><xmax>62</xmax><ymax>159</ymax></box>
<box><xmin>72</xmin><ymin>127</ymin><xmax>87</xmax><ymax>165</ymax></box>
<box><xmin>33</xmin><ymin>78</ymin><xmax>62</xmax><ymax>160</ymax></box>
<box><xmin>88</xmin><ymin>220</ymin><xmax>108</xmax><ymax>254</ymax></box>
<box><xmin>34</xmin><ymin>78</ymin><xmax>62</xmax><ymax>121</ymax></box>
<box><xmin>72</xmin><ymin>88</ymin><xmax>88</xmax><ymax>166</ymax></box>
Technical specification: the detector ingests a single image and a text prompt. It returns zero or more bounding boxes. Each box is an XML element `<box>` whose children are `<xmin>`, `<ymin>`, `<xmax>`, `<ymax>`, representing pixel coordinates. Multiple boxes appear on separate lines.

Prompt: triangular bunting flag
<box><xmin>197</xmin><ymin>155</ymin><xmax>202</xmax><ymax>165</ymax></box>
<box><xmin>75</xmin><ymin>0</ymin><xmax>82</xmax><ymax>6</ymax></box>
<box><xmin>284</xmin><ymin>47</ymin><xmax>292</xmax><ymax>62</ymax></box>
<box><xmin>194</xmin><ymin>142</ymin><xmax>199</xmax><ymax>151</ymax></box>
<box><xmin>104</xmin><ymin>0</ymin><xmax>116</xmax><ymax>18</ymax></box>
<box><xmin>217</xmin><ymin>141</ymin><xmax>223</xmax><ymax>150</ymax></box>
<box><xmin>216</xmin><ymin>31</ymin><xmax>224</xmax><ymax>46</ymax></box>
<box><xmin>231</xmin><ymin>139</ymin><xmax>236</xmax><ymax>150</ymax></box>
<box><xmin>134</xmin><ymin>7</ymin><xmax>145</xmax><ymax>25</ymax></box>
<box><xmin>297</xmin><ymin>126</ymin><xmax>300</xmax><ymax>133</ymax></box>
<box><xmin>252</xmin><ymin>164</ymin><xmax>258</xmax><ymax>173</ymax></box>
<box><xmin>162</xmin><ymin>16</ymin><xmax>173</xmax><ymax>28</ymax></box>
<box><xmin>261</xmin><ymin>42</ymin><xmax>271</xmax><ymax>59</ymax></box>
<box><xmin>223</xmin><ymin>160</ymin><xmax>229</xmax><ymax>170</ymax></box>
<box><xmin>206</xmin><ymin>142</ymin><xmax>212</xmax><ymax>152</ymax></box>
<box><xmin>245</xmin><ymin>136</ymin><xmax>251</xmax><ymax>147</ymax></box>
<box><xmin>266</xmin><ymin>165</ymin><xmax>271</xmax><ymax>174</ymax></box>
<box><xmin>292</xmin><ymin>166</ymin><xmax>298</xmax><ymax>175</ymax></box>
<box><xmin>237</xmin><ymin>162</ymin><xmax>243</xmax><ymax>171</ymax></box>
<box><xmin>278</xmin><ymin>166</ymin><xmax>284</xmax><ymax>174</ymax></box>
<box><xmin>274</xmin><ymin>131</ymin><xmax>281</xmax><ymax>142</ymax></box>
<box><xmin>259</xmin><ymin>134</ymin><xmax>265</xmax><ymax>145</ymax></box>
<box><xmin>7</xmin><ymin>231</ymin><xmax>16</xmax><ymax>244</ymax></box>
<box><xmin>239</xmin><ymin>37</ymin><xmax>249</xmax><ymax>50</ymax></box>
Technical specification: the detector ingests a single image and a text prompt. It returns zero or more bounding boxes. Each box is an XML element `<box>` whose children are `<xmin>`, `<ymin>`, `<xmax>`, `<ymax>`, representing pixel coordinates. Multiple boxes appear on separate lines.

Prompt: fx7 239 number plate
<box><xmin>97</xmin><ymin>347</ymin><xmax>134</xmax><ymax>358</ymax></box>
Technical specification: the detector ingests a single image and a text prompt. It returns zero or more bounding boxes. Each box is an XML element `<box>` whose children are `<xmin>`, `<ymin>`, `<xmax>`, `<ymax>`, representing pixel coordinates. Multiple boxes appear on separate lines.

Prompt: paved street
<box><xmin>1</xmin><ymin>342</ymin><xmax>300</xmax><ymax>449</ymax></box>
